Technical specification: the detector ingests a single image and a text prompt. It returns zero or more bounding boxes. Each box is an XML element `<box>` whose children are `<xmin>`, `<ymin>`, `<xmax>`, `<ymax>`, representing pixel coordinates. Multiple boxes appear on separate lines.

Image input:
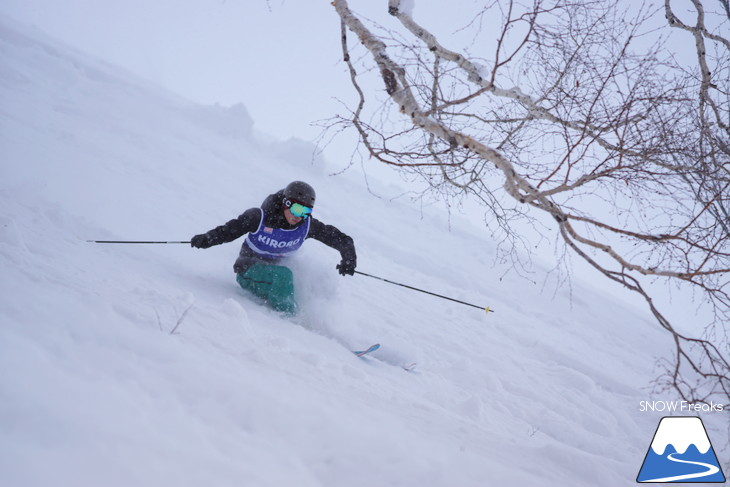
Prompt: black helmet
<box><xmin>284</xmin><ymin>181</ymin><xmax>316</xmax><ymax>208</ymax></box>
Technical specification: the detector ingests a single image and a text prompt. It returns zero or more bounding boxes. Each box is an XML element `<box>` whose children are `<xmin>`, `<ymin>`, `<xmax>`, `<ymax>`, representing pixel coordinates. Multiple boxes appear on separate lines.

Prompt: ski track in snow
<box><xmin>0</xmin><ymin>15</ymin><xmax>725</xmax><ymax>487</ymax></box>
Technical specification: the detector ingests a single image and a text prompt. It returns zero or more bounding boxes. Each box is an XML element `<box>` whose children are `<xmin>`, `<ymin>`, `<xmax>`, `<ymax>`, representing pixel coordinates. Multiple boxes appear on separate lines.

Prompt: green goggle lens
<box><xmin>290</xmin><ymin>202</ymin><xmax>312</xmax><ymax>218</ymax></box>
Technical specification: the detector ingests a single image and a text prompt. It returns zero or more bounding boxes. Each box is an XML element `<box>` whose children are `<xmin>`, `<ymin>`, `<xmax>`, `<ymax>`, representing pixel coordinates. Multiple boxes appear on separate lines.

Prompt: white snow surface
<box><xmin>0</xmin><ymin>16</ymin><xmax>696</xmax><ymax>487</ymax></box>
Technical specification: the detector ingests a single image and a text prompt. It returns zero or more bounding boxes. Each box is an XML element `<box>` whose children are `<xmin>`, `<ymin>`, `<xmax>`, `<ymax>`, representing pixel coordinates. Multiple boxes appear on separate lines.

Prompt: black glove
<box><xmin>191</xmin><ymin>233</ymin><xmax>213</xmax><ymax>249</ymax></box>
<box><xmin>337</xmin><ymin>259</ymin><xmax>356</xmax><ymax>276</ymax></box>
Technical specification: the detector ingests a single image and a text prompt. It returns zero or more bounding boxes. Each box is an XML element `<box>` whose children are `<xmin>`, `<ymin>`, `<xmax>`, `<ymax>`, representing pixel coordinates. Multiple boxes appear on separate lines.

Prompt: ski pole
<box><xmin>86</xmin><ymin>240</ymin><xmax>191</xmax><ymax>244</ymax></box>
<box><xmin>344</xmin><ymin>268</ymin><xmax>494</xmax><ymax>313</ymax></box>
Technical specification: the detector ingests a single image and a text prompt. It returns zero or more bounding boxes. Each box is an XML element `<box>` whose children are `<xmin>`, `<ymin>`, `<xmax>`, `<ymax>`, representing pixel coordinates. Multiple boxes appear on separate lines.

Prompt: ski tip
<box><xmin>353</xmin><ymin>343</ymin><xmax>380</xmax><ymax>357</ymax></box>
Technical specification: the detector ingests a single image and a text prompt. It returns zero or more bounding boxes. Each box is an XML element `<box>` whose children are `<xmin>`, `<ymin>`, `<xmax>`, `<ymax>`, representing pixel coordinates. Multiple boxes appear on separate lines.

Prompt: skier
<box><xmin>190</xmin><ymin>181</ymin><xmax>356</xmax><ymax>315</ymax></box>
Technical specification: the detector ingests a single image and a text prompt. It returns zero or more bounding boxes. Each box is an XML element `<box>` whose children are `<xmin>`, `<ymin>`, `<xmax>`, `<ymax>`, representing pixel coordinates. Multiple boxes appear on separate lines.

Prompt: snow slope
<box><xmin>0</xmin><ymin>16</ymin><xmax>721</xmax><ymax>487</ymax></box>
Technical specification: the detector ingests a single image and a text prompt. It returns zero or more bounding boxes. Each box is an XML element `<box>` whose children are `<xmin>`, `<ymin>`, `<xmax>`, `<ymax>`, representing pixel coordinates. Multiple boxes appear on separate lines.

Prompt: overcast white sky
<box><xmin>0</xmin><ymin>1</ymin><xmax>494</xmax><ymax>167</ymax></box>
<box><xmin>0</xmin><ymin>0</ymin><xmax>692</xmax><ymax>169</ymax></box>
<box><xmin>2</xmin><ymin>0</ymin><xmax>706</xmax><ymax>152</ymax></box>
<box><xmin>1</xmin><ymin>1</ymin><xmax>345</xmax><ymax>143</ymax></box>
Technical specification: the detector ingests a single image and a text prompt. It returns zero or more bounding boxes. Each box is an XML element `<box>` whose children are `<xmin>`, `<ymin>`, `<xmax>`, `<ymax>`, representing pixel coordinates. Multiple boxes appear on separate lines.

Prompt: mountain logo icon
<box><xmin>637</xmin><ymin>416</ymin><xmax>726</xmax><ymax>483</ymax></box>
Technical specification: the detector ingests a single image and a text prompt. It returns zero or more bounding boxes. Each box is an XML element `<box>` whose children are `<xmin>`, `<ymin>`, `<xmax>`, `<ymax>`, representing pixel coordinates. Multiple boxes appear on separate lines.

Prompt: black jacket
<box><xmin>200</xmin><ymin>190</ymin><xmax>357</xmax><ymax>274</ymax></box>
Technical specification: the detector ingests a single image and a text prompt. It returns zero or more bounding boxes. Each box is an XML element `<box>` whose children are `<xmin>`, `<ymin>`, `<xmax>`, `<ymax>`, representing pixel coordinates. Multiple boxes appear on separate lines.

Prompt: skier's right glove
<box><xmin>337</xmin><ymin>259</ymin><xmax>356</xmax><ymax>276</ymax></box>
<box><xmin>191</xmin><ymin>233</ymin><xmax>214</xmax><ymax>249</ymax></box>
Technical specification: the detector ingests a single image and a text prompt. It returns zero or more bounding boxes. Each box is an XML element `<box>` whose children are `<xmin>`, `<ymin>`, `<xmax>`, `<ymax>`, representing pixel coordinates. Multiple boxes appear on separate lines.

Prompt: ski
<box><xmin>352</xmin><ymin>343</ymin><xmax>380</xmax><ymax>357</ymax></box>
<box><xmin>352</xmin><ymin>344</ymin><xmax>416</xmax><ymax>372</ymax></box>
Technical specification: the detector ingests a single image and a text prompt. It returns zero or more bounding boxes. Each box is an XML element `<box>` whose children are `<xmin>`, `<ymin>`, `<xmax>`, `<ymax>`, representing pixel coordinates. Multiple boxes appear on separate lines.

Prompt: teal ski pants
<box><xmin>236</xmin><ymin>264</ymin><xmax>297</xmax><ymax>315</ymax></box>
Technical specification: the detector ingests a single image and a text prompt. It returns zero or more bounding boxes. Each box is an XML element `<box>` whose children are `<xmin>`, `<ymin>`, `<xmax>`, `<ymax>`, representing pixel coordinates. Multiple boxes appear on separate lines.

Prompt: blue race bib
<box><xmin>244</xmin><ymin>208</ymin><xmax>311</xmax><ymax>258</ymax></box>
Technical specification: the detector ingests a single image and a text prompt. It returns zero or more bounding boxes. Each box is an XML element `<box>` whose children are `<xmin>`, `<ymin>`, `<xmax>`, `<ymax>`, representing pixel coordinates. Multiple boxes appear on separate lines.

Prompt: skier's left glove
<box><xmin>191</xmin><ymin>233</ymin><xmax>214</xmax><ymax>249</ymax></box>
<box><xmin>337</xmin><ymin>259</ymin><xmax>356</xmax><ymax>276</ymax></box>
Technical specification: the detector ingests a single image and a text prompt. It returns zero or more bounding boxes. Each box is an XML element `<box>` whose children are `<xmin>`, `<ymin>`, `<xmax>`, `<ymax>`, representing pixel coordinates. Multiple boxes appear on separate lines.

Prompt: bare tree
<box><xmin>329</xmin><ymin>0</ymin><xmax>730</xmax><ymax>404</ymax></box>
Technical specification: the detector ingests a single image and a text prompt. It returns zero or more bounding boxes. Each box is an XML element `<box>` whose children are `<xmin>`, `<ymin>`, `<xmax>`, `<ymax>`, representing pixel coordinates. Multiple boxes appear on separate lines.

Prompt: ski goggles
<box><xmin>285</xmin><ymin>199</ymin><xmax>313</xmax><ymax>219</ymax></box>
